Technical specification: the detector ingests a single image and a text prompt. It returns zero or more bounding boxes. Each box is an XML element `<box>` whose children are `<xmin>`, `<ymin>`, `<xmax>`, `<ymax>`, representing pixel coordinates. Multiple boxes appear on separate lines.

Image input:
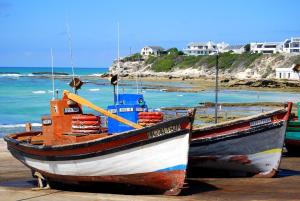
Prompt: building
<box><xmin>217</xmin><ymin>42</ymin><xmax>229</xmax><ymax>52</ymax></box>
<box><xmin>222</xmin><ymin>45</ymin><xmax>245</xmax><ymax>54</ymax></box>
<box><xmin>140</xmin><ymin>46</ymin><xmax>164</xmax><ymax>56</ymax></box>
<box><xmin>250</xmin><ymin>37</ymin><xmax>300</xmax><ymax>54</ymax></box>
<box><xmin>275</xmin><ymin>65</ymin><xmax>300</xmax><ymax>80</ymax></box>
<box><xmin>283</xmin><ymin>37</ymin><xmax>300</xmax><ymax>53</ymax></box>
<box><xmin>183</xmin><ymin>41</ymin><xmax>218</xmax><ymax>56</ymax></box>
<box><xmin>250</xmin><ymin>42</ymin><xmax>282</xmax><ymax>54</ymax></box>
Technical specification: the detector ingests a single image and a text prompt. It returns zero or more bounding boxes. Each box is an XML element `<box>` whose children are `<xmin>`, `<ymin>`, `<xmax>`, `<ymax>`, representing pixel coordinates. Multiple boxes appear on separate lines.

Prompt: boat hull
<box><xmin>190</xmin><ymin>122</ymin><xmax>286</xmax><ymax>177</ymax></box>
<box><xmin>189</xmin><ymin>105</ymin><xmax>291</xmax><ymax>177</ymax></box>
<box><xmin>285</xmin><ymin>121</ymin><xmax>300</xmax><ymax>155</ymax></box>
<box><xmin>5</xmin><ymin>116</ymin><xmax>193</xmax><ymax>195</ymax></box>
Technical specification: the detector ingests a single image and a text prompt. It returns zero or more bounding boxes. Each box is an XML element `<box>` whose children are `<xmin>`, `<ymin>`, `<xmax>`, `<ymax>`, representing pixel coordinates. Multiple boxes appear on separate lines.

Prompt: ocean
<box><xmin>1</xmin><ymin>66</ymin><xmax>300</xmax><ymax>137</ymax></box>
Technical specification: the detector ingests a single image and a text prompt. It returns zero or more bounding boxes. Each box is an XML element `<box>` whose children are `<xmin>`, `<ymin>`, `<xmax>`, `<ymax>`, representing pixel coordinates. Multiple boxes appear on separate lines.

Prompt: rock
<box><xmin>108</xmin><ymin>53</ymin><xmax>300</xmax><ymax>81</ymax></box>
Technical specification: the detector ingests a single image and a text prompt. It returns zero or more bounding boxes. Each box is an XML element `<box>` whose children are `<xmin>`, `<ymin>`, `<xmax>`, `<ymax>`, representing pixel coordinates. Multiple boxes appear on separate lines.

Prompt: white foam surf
<box><xmin>0</xmin><ymin>123</ymin><xmax>42</xmax><ymax>128</ymax></box>
<box><xmin>88</xmin><ymin>88</ymin><xmax>100</xmax><ymax>92</ymax></box>
<box><xmin>0</xmin><ymin>73</ymin><xmax>21</xmax><ymax>77</ymax></box>
<box><xmin>32</xmin><ymin>90</ymin><xmax>46</xmax><ymax>94</ymax></box>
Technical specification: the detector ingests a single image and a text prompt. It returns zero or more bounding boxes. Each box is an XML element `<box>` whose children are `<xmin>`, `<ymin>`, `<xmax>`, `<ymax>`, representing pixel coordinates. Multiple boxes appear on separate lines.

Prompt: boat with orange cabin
<box><xmin>4</xmin><ymin>79</ymin><xmax>195</xmax><ymax>195</ymax></box>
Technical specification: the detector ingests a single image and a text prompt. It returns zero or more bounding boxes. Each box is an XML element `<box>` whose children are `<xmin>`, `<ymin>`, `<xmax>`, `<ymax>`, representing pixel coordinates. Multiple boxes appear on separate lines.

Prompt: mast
<box><xmin>116</xmin><ymin>22</ymin><xmax>120</xmax><ymax>104</ymax></box>
<box><xmin>66</xmin><ymin>22</ymin><xmax>76</xmax><ymax>93</ymax></box>
<box><xmin>214</xmin><ymin>53</ymin><xmax>219</xmax><ymax>124</ymax></box>
<box><xmin>50</xmin><ymin>48</ymin><xmax>55</xmax><ymax>100</ymax></box>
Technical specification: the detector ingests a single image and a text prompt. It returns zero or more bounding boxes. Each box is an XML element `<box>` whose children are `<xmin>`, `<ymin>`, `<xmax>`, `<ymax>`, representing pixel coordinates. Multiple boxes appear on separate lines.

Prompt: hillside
<box><xmin>109</xmin><ymin>50</ymin><xmax>300</xmax><ymax>79</ymax></box>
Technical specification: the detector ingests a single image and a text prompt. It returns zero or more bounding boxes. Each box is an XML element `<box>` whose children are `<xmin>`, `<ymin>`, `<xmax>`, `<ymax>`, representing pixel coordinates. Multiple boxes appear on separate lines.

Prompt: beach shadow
<box><xmin>48</xmin><ymin>181</ymin><xmax>165</xmax><ymax>195</ymax></box>
<box><xmin>277</xmin><ymin>169</ymin><xmax>300</xmax><ymax>178</ymax></box>
<box><xmin>180</xmin><ymin>179</ymin><xmax>219</xmax><ymax>196</ymax></box>
<box><xmin>0</xmin><ymin>177</ymin><xmax>219</xmax><ymax>196</ymax></box>
<box><xmin>187</xmin><ymin>167</ymin><xmax>251</xmax><ymax>178</ymax></box>
<box><xmin>0</xmin><ymin>179</ymin><xmax>36</xmax><ymax>188</ymax></box>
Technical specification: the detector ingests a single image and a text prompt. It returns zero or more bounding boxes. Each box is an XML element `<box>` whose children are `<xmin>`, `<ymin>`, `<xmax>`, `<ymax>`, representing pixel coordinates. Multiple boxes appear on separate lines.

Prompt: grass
<box><xmin>122</xmin><ymin>53</ymin><xmax>142</xmax><ymax>62</ymax></box>
<box><xmin>145</xmin><ymin>51</ymin><xmax>263</xmax><ymax>72</ymax></box>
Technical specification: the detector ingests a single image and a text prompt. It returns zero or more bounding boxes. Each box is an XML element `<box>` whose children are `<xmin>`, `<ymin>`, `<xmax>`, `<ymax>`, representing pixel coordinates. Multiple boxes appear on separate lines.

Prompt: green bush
<box><xmin>122</xmin><ymin>53</ymin><xmax>142</xmax><ymax>62</ymax></box>
<box><xmin>144</xmin><ymin>51</ymin><xmax>263</xmax><ymax>72</ymax></box>
<box><xmin>175</xmin><ymin>56</ymin><xmax>202</xmax><ymax>68</ymax></box>
<box><xmin>145</xmin><ymin>55</ymin><xmax>158</xmax><ymax>65</ymax></box>
<box><xmin>167</xmin><ymin>48</ymin><xmax>179</xmax><ymax>55</ymax></box>
<box><xmin>152</xmin><ymin>59</ymin><xmax>175</xmax><ymax>72</ymax></box>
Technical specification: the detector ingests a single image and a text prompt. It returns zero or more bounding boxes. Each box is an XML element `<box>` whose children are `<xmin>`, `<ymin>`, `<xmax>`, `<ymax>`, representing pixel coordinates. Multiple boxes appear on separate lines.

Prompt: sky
<box><xmin>0</xmin><ymin>0</ymin><xmax>300</xmax><ymax>68</ymax></box>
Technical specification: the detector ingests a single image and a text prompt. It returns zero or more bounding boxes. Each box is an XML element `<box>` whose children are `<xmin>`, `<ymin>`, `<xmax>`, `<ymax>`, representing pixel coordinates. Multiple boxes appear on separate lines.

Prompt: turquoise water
<box><xmin>1</xmin><ymin>67</ymin><xmax>300</xmax><ymax>136</ymax></box>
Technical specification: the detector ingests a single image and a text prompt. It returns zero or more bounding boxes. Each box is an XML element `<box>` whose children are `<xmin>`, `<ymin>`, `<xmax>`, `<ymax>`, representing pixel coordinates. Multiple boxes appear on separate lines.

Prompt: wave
<box><xmin>0</xmin><ymin>123</ymin><xmax>42</xmax><ymax>128</ymax></box>
<box><xmin>0</xmin><ymin>73</ymin><xmax>21</xmax><ymax>77</ymax></box>
<box><xmin>89</xmin><ymin>73</ymin><xmax>103</xmax><ymax>76</ymax></box>
<box><xmin>32</xmin><ymin>90</ymin><xmax>46</xmax><ymax>94</ymax></box>
<box><xmin>88</xmin><ymin>88</ymin><xmax>100</xmax><ymax>92</ymax></box>
<box><xmin>32</xmin><ymin>72</ymin><xmax>69</xmax><ymax>75</ymax></box>
<box><xmin>0</xmin><ymin>73</ymin><xmax>34</xmax><ymax>77</ymax></box>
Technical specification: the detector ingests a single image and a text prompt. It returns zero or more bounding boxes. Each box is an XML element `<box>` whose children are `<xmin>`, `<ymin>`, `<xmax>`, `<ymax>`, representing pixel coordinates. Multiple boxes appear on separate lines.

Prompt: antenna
<box><xmin>136</xmin><ymin>71</ymin><xmax>139</xmax><ymax>94</ymax></box>
<box><xmin>214</xmin><ymin>53</ymin><xmax>219</xmax><ymax>124</ymax></box>
<box><xmin>116</xmin><ymin>22</ymin><xmax>120</xmax><ymax>104</ymax></box>
<box><xmin>50</xmin><ymin>48</ymin><xmax>55</xmax><ymax>100</ymax></box>
<box><xmin>66</xmin><ymin>22</ymin><xmax>76</xmax><ymax>93</ymax></box>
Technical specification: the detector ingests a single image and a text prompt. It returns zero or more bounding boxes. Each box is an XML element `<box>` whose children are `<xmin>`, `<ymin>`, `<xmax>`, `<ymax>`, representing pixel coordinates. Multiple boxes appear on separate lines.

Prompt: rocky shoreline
<box><xmin>106</xmin><ymin>53</ymin><xmax>300</xmax><ymax>92</ymax></box>
<box><xmin>109</xmin><ymin>53</ymin><xmax>300</xmax><ymax>79</ymax></box>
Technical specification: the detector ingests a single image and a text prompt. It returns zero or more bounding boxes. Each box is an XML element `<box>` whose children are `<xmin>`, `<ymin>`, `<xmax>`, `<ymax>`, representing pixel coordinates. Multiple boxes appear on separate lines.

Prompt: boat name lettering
<box><xmin>64</xmin><ymin>107</ymin><xmax>80</xmax><ymax>114</ymax></box>
<box><xmin>42</xmin><ymin>119</ymin><xmax>52</xmax><ymax>125</ymax></box>
<box><xmin>148</xmin><ymin>124</ymin><xmax>181</xmax><ymax>138</ymax></box>
<box><xmin>119</xmin><ymin>108</ymin><xmax>134</xmax><ymax>112</ymax></box>
<box><xmin>136</xmin><ymin>107</ymin><xmax>144</xmax><ymax>112</ymax></box>
<box><xmin>250</xmin><ymin>118</ymin><xmax>272</xmax><ymax>127</ymax></box>
<box><xmin>108</xmin><ymin>109</ymin><xmax>117</xmax><ymax>113</ymax></box>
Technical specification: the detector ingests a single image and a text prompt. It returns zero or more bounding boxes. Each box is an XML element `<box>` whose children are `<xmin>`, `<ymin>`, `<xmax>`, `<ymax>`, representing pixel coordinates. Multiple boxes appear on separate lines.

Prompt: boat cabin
<box><xmin>11</xmin><ymin>93</ymin><xmax>164</xmax><ymax>146</ymax></box>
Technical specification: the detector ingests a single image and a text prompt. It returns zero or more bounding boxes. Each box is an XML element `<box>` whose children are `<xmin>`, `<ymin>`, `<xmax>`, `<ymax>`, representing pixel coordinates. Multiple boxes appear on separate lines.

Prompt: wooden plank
<box><xmin>63</xmin><ymin>90</ymin><xmax>143</xmax><ymax>129</ymax></box>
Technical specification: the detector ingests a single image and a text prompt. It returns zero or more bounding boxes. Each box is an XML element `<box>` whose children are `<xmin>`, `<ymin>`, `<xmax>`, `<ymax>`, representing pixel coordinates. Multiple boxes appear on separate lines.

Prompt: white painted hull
<box><xmin>189</xmin><ymin>120</ymin><xmax>287</xmax><ymax>177</ymax></box>
<box><xmin>22</xmin><ymin>133</ymin><xmax>189</xmax><ymax>176</ymax></box>
<box><xmin>191</xmin><ymin>148</ymin><xmax>282</xmax><ymax>175</ymax></box>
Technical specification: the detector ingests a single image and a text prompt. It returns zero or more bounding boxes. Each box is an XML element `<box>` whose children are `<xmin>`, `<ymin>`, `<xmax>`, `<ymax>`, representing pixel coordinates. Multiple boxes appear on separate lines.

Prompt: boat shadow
<box><xmin>0</xmin><ymin>178</ymin><xmax>219</xmax><ymax>196</ymax></box>
<box><xmin>0</xmin><ymin>179</ymin><xmax>36</xmax><ymax>188</ymax></box>
<box><xmin>47</xmin><ymin>180</ymin><xmax>219</xmax><ymax>196</ymax></box>
<box><xmin>277</xmin><ymin>169</ymin><xmax>300</xmax><ymax>177</ymax></box>
<box><xmin>181</xmin><ymin>179</ymin><xmax>219</xmax><ymax>196</ymax></box>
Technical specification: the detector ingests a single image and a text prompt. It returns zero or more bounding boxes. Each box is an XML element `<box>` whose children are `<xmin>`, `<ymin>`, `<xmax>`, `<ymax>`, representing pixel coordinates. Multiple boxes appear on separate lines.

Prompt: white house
<box><xmin>275</xmin><ymin>65</ymin><xmax>300</xmax><ymax>80</ymax></box>
<box><xmin>217</xmin><ymin>42</ymin><xmax>229</xmax><ymax>52</ymax></box>
<box><xmin>283</xmin><ymin>37</ymin><xmax>300</xmax><ymax>53</ymax></box>
<box><xmin>183</xmin><ymin>41</ymin><xmax>218</xmax><ymax>56</ymax></box>
<box><xmin>140</xmin><ymin>46</ymin><xmax>164</xmax><ymax>56</ymax></box>
<box><xmin>222</xmin><ymin>45</ymin><xmax>245</xmax><ymax>54</ymax></box>
<box><xmin>250</xmin><ymin>42</ymin><xmax>282</xmax><ymax>54</ymax></box>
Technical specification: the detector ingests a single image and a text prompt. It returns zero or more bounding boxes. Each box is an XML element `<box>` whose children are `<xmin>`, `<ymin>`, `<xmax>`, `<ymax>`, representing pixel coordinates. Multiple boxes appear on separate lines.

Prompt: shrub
<box><xmin>122</xmin><ymin>53</ymin><xmax>142</xmax><ymax>62</ymax></box>
<box><xmin>152</xmin><ymin>59</ymin><xmax>175</xmax><ymax>72</ymax></box>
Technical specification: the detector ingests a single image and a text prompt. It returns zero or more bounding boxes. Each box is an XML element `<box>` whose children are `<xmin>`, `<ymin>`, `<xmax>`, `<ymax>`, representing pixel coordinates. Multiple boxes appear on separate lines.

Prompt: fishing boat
<box><xmin>285</xmin><ymin>102</ymin><xmax>300</xmax><ymax>155</ymax></box>
<box><xmin>4</xmin><ymin>89</ymin><xmax>195</xmax><ymax>195</ymax></box>
<box><xmin>189</xmin><ymin>103</ymin><xmax>292</xmax><ymax>177</ymax></box>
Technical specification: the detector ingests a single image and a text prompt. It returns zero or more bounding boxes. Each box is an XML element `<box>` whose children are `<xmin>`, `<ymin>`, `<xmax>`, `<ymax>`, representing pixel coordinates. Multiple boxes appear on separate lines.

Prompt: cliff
<box><xmin>109</xmin><ymin>52</ymin><xmax>300</xmax><ymax>80</ymax></box>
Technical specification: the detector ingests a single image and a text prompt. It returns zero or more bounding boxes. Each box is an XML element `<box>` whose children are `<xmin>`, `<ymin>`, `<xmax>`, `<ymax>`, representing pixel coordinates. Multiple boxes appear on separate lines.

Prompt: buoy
<box><xmin>138</xmin><ymin>112</ymin><xmax>164</xmax><ymax>127</ymax></box>
<box><xmin>72</xmin><ymin>121</ymin><xmax>101</xmax><ymax>126</ymax></box>
<box><xmin>72</xmin><ymin>115</ymin><xmax>99</xmax><ymax>121</ymax></box>
<box><xmin>71</xmin><ymin>114</ymin><xmax>101</xmax><ymax>134</ymax></box>
<box><xmin>71</xmin><ymin>125</ymin><xmax>101</xmax><ymax>130</ymax></box>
